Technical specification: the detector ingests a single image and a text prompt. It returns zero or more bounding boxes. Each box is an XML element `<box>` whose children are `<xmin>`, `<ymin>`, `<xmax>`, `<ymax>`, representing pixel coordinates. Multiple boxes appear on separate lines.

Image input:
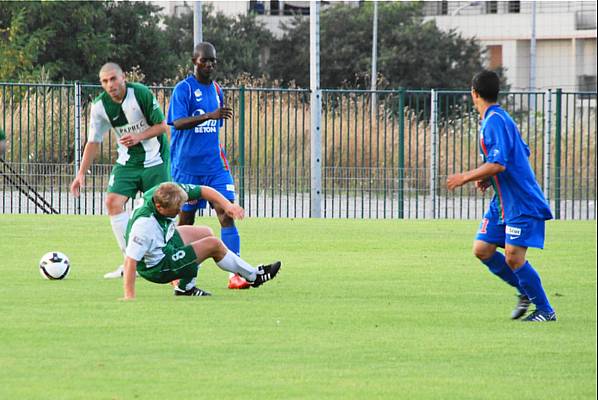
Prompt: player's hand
<box><xmin>119</xmin><ymin>134</ymin><xmax>139</xmax><ymax>148</ymax></box>
<box><xmin>447</xmin><ymin>173</ymin><xmax>466</xmax><ymax>190</ymax></box>
<box><xmin>70</xmin><ymin>175</ymin><xmax>85</xmax><ymax>197</ymax></box>
<box><xmin>475</xmin><ymin>179</ymin><xmax>491</xmax><ymax>193</ymax></box>
<box><xmin>211</xmin><ymin>107</ymin><xmax>233</xmax><ymax>120</ymax></box>
<box><xmin>224</xmin><ymin>203</ymin><xmax>245</xmax><ymax>220</ymax></box>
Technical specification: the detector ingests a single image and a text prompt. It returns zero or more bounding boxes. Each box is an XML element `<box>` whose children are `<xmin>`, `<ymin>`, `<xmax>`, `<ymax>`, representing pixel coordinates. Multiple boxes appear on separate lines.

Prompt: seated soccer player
<box><xmin>122</xmin><ymin>182</ymin><xmax>281</xmax><ymax>300</ymax></box>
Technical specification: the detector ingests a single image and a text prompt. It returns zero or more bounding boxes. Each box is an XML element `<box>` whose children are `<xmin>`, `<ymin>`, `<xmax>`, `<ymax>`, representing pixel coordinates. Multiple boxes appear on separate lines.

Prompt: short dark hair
<box><xmin>472</xmin><ymin>70</ymin><xmax>500</xmax><ymax>102</ymax></box>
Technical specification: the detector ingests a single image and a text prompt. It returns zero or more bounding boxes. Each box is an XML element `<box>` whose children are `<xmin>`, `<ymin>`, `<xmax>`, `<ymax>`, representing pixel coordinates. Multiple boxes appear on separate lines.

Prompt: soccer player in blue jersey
<box><xmin>167</xmin><ymin>42</ymin><xmax>249</xmax><ymax>289</ymax></box>
<box><xmin>447</xmin><ymin>70</ymin><xmax>556</xmax><ymax>322</ymax></box>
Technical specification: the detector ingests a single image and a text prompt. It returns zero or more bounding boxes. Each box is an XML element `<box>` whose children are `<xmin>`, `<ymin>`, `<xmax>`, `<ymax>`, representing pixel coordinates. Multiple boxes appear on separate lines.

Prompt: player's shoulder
<box><xmin>92</xmin><ymin>90</ymin><xmax>108</xmax><ymax>106</ymax></box>
<box><xmin>173</xmin><ymin>75</ymin><xmax>196</xmax><ymax>92</ymax></box>
<box><xmin>485</xmin><ymin>106</ymin><xmax>510</xmax><ymax>127</ymax></box>
<box><xmin>127</xmin><ymin>82</ymin><xmax>152</xmax><ymax>98</ymax></box>
<box><xmin>90</xmin><ymin>94</ymin><xmax>109</xmax><ymax>116</ymax></box>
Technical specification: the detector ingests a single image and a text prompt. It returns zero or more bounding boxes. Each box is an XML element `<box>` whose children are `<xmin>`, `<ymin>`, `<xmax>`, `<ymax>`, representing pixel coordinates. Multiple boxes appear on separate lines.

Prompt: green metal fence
<box><xmin>1</xmin><ymin>82</ymin><xmax>595</xmax><ymax>219</ymax></box>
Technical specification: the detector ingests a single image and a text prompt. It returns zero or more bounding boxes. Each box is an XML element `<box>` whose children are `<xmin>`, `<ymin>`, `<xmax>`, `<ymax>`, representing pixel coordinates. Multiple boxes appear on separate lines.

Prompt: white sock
<box><xmin>217</xmin><ymin>251</ymin><xmax>257</xmax><ymax>282</ymax></box>
<box><xmin>185</xmin><ymin>277</ymin><xmax>196</xmax><ymax>291</ymax></box>
<box><xmin>110</xmin><ymin>211</ymin><xmax>129</xmax><ymax>255</ymax></box>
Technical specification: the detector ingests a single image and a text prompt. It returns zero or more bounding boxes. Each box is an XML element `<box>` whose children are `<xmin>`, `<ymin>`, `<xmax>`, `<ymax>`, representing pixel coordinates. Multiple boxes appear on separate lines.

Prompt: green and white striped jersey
<box><xmin>124</xmin><ymin>183</ymin><xmax>202</xmax><ymax>268</ymax></box>
<box><xmin>88</xmin><ymin>82</ymin><xmax>168</xmax><ymax>167</ymax></box>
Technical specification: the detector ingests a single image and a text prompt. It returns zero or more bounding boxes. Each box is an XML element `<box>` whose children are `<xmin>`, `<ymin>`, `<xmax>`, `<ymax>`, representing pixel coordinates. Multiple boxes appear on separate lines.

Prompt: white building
<box><xmin>154</xmin><ymin>0</ymin><xmax>312</xmax><ymax>36</ymax></box>
<box><xmin>154</xmin><ymin>0</ymin><xmax>597</xmax><ymax>91</ymax></box>
<box><xmin>423</xmin><ymin>1</ymin><xmax>597</xmax><ymax>91</ymax></box>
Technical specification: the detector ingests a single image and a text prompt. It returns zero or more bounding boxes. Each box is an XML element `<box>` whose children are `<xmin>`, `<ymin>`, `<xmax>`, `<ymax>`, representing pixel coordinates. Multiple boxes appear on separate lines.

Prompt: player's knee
<box><xmin>179</xmin><ymin>211</ymin><xmax>195</xmax><ymax>226</ymax></box>
<box><xmin>105</xmin><ymin>196</ymin><xmax>125</xmax><ymax>215</ymax></box>
<box><xmin>504</xmin><ymin>252</ymin><xmax>525</xmax><ymax>269</ymax></box>
<box><xmin>473</xmin><ymin>242</ymin><xmax>494</xmax><ymax>261</ymax></box>
<box><xmin>203</xmin><ymin>236</ymin><xmax>226</xmax><ymax>256</ymax></box>
<box><xmin>197</xmin><ymin>226</ymin><xmax>214</xmax><ymax>237</ymax></box>
<box><xmin>216</xmin><ymin>209</ymin><xmax>234</xmax><ymax>227</ymax></box>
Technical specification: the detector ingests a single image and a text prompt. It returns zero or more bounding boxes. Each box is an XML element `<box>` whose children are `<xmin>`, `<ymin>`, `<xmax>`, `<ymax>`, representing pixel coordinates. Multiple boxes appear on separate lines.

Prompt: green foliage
<box><xmin>162</xmin><ymin>4</ymin><xmax>274</xmax><ymax>83</ymax></box>
<box><xmin>104</xmin><ymin>1</ymin><xmax>172</xmax><ymax>83</ymax></box>
<box><xmin>270</xmin><ymin>2</ymin><xmax>486</xmax><ymax>89</ymax></box>
<box><xmin>0</xmin><ymin>7</ymin><xmax>49</xmax><ymax>81</ymax></box>
<box><xmin>0</xmin><ymin>1</ymin><xmax>168</xmax><ymax>83</ymax></box>
<box><xmin>0</xmin><ymin>1</ymin><xmax>490</xmax><ymax>89</ymax></box>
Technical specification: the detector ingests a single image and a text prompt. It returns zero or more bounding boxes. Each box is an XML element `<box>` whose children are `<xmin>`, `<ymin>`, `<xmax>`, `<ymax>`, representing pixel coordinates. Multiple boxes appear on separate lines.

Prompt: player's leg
<box><xmin>104</xmin><ymin>164</ymin><xmax>140</xmax><ymax>278</ymax></box>
<box><xmin>174</xmin><ymin>226</ymin><xmax>251</xmax><ymax>290</ymax></box>
<box><xmin>504</xmin><ymin>218</ymin><xmax>556</xmax><ymax>322</ymax></box>
<box><xmin>206</xmin><ymin>169</ymin><xmax>248</xmax><ymax>289</ymax></box>
<box><xmin>173</xmin><ymin>227</ymin><xmax>282</xmax><ymax>292</ymax></box>
<box><xmin>170</xmin><ymin>166</ymin><xmax>199</xmax><ymax>226</ymax></box>
<box><xmin>104</xmin><ymin>164</ymin><xmax>151</xmax><ymax>278</ymax></box>
<box><xmin>473</xmin><ymin>206</ymin><xmax>530</xmax><ymax>319</ymax></box>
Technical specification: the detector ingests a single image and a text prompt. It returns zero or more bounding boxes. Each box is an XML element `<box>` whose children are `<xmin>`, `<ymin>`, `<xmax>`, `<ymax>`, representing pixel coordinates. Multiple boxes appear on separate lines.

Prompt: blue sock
<box><xmin>481</xmin><ymin>252</ymin><xmax>526</xmax><ymax>295</ymax></box>
<box><xmin>221</xmin><ymin>226</ymin><xmax>241</xmax><ymax>256</ymax></box>
<box><xmin>513</xmin><ymin>261</ymin><xmax>554</xmax><ymax>313</ymax></box>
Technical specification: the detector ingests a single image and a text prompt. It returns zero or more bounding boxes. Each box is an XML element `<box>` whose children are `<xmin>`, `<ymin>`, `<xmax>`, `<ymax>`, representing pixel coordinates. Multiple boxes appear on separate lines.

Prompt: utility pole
<box><xmin>371</xmin><ymin>1</ymin><xmax>378</xmax><ymax>115</ymax></box>
<box><xmin>310</xmin><ymin>1</ymin><xmax>322</xmax><ymax>218</ymax></box>
<box><xmin>194</xmin><ymin>1</ymin><xmax>203</xmax><ymax>47</ymax></box>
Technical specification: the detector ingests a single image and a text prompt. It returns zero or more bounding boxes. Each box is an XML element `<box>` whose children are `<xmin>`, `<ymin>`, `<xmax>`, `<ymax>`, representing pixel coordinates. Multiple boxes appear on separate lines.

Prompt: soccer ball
<box><xmin>39</xmin><ymin>252</ymin><xmax>70</xmax><ymax>280</ymax></box>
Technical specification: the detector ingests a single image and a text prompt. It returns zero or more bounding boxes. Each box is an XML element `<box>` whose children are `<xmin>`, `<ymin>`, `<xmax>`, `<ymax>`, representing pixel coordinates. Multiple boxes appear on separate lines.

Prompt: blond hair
<box><xmin>153</xmin><ymin>183</ymin><xmax>188</xmax><ymax>209</ymax></box>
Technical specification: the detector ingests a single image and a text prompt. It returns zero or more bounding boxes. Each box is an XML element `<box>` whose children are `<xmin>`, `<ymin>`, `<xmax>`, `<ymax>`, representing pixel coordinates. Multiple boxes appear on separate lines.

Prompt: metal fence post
<box><xmin>238</xmin><ymin>85</ymin><xmax>245</xmax><ymax>208</ymax></box>
<box><xmin>398</xmin><ymin>88</ymin><xmax>405</xmax><ymax>219</ymax></box>
<box><xmin>74</xmin><ymin>81</ymin><xmax>82</xmax><ymax>214</ymax></box>
<box><xmin>554</xmin><ymin>88</ymin><xmax>562</xmax><ymax>219</ymax></box>
<box><xmin>429</xmin><ymin>89</ymin><xmax>438</xmax><ymax>219</ymax></box>
<box><xmin>543</xmin><ymin>89</ymin><xmax>552</xmax><ymax>201</ymax></box>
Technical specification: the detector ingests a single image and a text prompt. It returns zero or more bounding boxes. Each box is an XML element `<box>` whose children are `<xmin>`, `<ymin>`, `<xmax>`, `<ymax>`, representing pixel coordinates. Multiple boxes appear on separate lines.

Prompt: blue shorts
<box><xmin>475</xmin><ymin>206</ymin><xmax>546</xmax><ymax>249</ymax></box>
<box><xmin>171</xmin><ymin>167</ymin><xmax>236</xmax><ymax>212</ymax></box>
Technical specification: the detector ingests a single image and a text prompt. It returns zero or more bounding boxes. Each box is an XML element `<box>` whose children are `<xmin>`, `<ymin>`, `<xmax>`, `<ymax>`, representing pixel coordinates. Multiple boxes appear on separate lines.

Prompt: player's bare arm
<box><xmin>172</xmin><ymin>107</ymin><xmax>233</xmax><ymax>131</ymax></box>
<box><xmin>70</xmin><ymin>142</ymin><xmax>101</xmax><ymax>196</ymax></box>
<box><xmin>199</xmin><ymin>185</ymin><xmax>245</xmax><ymax>220</ymax></box>
<box><xmin>122</xmin><ymin>256</ymin><xmax>138</xmax><ymax>300</ymax></box>
<box><xmin>447</xmin><ymin>162</ymin><xmax>505</xmax><ymax>190</ymax></box>
<box><xmin>119</xmin><ymin>120</ymin><xmax>169</xmax><ymax>148</ymax></box>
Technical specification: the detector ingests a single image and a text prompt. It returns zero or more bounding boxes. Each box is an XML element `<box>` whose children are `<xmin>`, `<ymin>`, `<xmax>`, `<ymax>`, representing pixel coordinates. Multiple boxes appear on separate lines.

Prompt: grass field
<box><xmin>0</xmin><ymin>215</ymin><xmax>596</xmax><ymax>399</ymax></box>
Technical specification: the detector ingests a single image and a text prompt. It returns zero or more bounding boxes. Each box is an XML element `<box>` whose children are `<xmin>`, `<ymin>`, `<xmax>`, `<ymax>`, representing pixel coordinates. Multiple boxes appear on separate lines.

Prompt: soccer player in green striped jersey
<box><xmin>121</xmin><ymin>182</ymin><xmax>281</xmax><ymax>299</ymax></box>
<box><xmin>70</xmin><ymin>63</ymin><xmax>170</xmax><ymax>278</ymax></box>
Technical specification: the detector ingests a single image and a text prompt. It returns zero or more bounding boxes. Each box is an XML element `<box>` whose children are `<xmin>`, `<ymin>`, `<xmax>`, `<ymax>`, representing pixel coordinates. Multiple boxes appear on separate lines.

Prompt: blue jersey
<box><xmin>167</xmin><ymin>75</ymin><xmax>228</xmax><ymax>175</ymax></box>
<box><xmin>479</xmin><ymin>105</ymin><xmax>553</xmax><ymax>224</ymax></box>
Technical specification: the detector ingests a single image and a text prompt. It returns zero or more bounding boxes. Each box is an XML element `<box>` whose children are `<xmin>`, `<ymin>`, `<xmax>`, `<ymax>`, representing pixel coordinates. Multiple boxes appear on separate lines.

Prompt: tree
<box><xmin>0</xmin><ymin>7</ymin><xmax>49</xmax><ymax>81</ymax></box>
<box><xmin>269</xmin><ymin>2</ymin><xmax>487</xmax><ymax>89</ymax></box>
<box><xmin>0</xmin><ymin>1</ymin><xmax>171</xmax><ymax>83</ymax></box>
<box><xmin>162</xmin><ymin>4</ymin><xmax>274</xmax><ymax>83</ymax></box>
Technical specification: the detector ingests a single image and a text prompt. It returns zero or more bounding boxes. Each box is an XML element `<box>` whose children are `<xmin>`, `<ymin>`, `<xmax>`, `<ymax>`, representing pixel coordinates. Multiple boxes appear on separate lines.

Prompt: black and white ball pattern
<box><xmin>39</xmin><ymin>252</ymin><xmax>70</xmax><ymax>280</ymax></box>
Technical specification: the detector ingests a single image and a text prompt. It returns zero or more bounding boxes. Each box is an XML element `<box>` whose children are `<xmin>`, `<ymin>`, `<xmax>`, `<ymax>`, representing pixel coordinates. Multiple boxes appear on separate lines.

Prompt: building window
<box><xmin>283</xmin><ymin>1</ymin><xmax>310</xmax><ymax>15</ymax></box>
<box><xmin>440</xmin><ymin>0</ymin><xmax>448</xmax><ymax>16</ymax></box>
<box><xmin>487</xmin><ymin>45</ymin><xmax>503</xmax><ymax>70</ymax></box>
<box><xmin>270</xmin><ymin>0</ymin><xmax>281</xmax><ymax>15</ymax></box>
<box><xmin>578</xmin><ymin>75</ymin><xmax>597</xmax><ymax>92</ymax></box>
<box><xmin>508</xmin><ymin>1</ymin><xmax>521</xmax><ymax>13</ymax></box>
<box><xmin>486</xmin><ymin>1</ymin><xmax>498</xmax><ymax>14</ymax></box>
<box><xmin>249</xmin><ymin>1</ymin><xmax>265</xmax><ymax>15</ymax></box>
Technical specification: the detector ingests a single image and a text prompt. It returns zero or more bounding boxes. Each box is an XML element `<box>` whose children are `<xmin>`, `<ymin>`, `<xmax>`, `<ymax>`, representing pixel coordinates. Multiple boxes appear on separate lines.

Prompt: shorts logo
<box><xmin>226</xmin><ymin>184</ymin><xmax>235</xmax><ymax>193</ymax></box>
<box><xmin>132</xmin><ymin>236</ymin><xmax>144</xmax><ymax>246</ymax></box>
<box><xmin>506</xmin><ymin>226</ymin><xmax>522</xmax><ymax>240</ymax></box>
